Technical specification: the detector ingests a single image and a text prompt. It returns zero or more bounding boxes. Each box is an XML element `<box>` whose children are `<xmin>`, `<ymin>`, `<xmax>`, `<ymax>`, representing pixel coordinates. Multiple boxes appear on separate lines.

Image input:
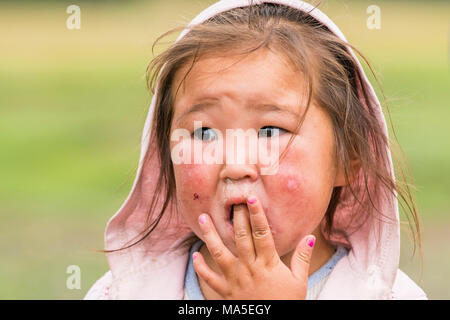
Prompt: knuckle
<box><xmin>223</xmin><ymin>288</ymin><xmax>233</xmax><ymax>299</ymax></box>
<box><xmin>252</xmin><ymin>227</ymin><xmax>269</xmax><ymax>239</ymax></box>
<box><xmin>202</xmin><ymin>228</ymin><xmax>212</xmax><ymax>237</ymax></box>
<box><xmin>210</xmin><ymin>247</ymin><xmax>224</xmax><ymax>260</ymax></box>
<box><xmin>295</xmin><ymin>250</ymin><xmax>311</xmax><ymax>264</ymax></box>
<box><xmin>202</xmin><ymin>272</ymin><xmax>213</xmax><ymax>285</ymax></box>
<box><xmin>235</xmin><ymin>229</ymin><xmax>249</xmax><ymax>240</ymax></box>
<box><xmin>237</xmin><ymin>275</ymin><xmax>252</xmax><ymax>288</ymax></box>
<box><xmin>263</xmin><ymin>253</ymin><xmax>280</xmax><ymax>269</ymax></box>
<box><xmin>249</xmin><ymin>209</ymin><xmax>260</xmax><ymax>216</ymax></box>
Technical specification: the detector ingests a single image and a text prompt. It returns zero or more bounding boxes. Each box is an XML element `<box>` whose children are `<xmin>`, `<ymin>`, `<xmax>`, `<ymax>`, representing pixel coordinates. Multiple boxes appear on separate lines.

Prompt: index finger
<box><xmin>246</xmin><ymin>196</ymin><xmax>278</xmax><ymax>263</ymax></box>
<box><xmin>198</xmin><ymin>213</ymin><xmax>236</xmax><ymax>276</ymax></box>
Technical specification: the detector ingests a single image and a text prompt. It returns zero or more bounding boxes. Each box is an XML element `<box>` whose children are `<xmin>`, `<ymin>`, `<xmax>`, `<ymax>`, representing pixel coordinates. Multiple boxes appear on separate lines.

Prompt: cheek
<box><xmin>268</xmin><ymin>171</ymin><xmax>308</xmax><ymax>210</ymax></box>
<box><xmin>171</xmin><ymin>135</ymin><xmax>214</xmax><ymax>201</ymax></box>
<box><xmin>263</xmin><ymin>155</ymin><xmax>334</xmax><ymax>238</ymax></box>
<box><xmin>174</xmin><ymin>164</ymin><xmax>210</xmax><ymax>201</ymax></box>
<box><xmin>172</xmin><ymin>165</ymin><xmax>208</xmax><ymax>231</ymax></box>
<box><xmin>286</xmin><ymin>177</ymin><xmax>299</xmax><ymax>192</ymax></box>
<box><xmin>265</xmin><ymin>171</ymin><xmax>327</xmax><ymax>254</ymax></box>
<box><xmin>267</xmin><ymin>128</ymin><xmax>337</xmax><ymax>213</ymax></box>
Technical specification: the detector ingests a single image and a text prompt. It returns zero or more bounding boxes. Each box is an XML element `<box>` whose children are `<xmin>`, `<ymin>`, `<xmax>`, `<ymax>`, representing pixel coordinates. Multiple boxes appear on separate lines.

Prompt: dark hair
<box><xmin>105</xmin><ymin>2</ymin><xmax>421</xmax><ymax>262</ymax></box>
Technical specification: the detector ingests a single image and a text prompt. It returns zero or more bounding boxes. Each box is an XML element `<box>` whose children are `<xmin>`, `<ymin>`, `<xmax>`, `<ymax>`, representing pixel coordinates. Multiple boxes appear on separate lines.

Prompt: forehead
<box><xmin>172</xmin><ymin>49</ymin><xmax>307</xmax><ymax>108</ymax></box>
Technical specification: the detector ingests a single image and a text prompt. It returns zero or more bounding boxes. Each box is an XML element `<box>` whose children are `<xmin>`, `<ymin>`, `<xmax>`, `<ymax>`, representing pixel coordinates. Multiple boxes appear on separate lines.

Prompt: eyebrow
<box><xmin>176</xmin><ymin>101</ymin><xmax>217</xmax><ymax>125</ymax></box>
<box><xmin>175</xmin><ymin>101</ymin><xmax>301</xmax><ymax>125</ymax></box>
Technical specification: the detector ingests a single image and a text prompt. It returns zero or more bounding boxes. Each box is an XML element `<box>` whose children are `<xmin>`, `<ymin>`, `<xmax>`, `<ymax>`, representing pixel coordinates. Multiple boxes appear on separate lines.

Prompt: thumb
<box><xmin>290</xmin><ymin>235</ymin><xmax>315</xmax><ymax>280</ymax></box>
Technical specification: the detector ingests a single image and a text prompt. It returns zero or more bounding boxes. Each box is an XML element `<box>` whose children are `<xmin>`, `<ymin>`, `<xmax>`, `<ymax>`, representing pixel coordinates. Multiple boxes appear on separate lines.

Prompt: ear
<box><xmin>334</xmin><ymin>157</ymin><xmax>361</xmax><ymax>187</ymax></box>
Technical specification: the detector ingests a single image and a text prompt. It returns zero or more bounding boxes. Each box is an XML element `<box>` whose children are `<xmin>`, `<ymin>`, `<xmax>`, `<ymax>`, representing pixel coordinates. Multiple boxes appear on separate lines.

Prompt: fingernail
<box><xmin>193</xmin><ymin>252</ymin><xmax>198</xmax><ymax>260</ymax></box>
<box><xmin>247</xmin><ymin>197</ymin><xmax>257</xmax><ymax>205</ymax></box>
<box><xmin>307</xmin><ymin>236</ymin><xmax>315</xmax><ymax>248</ymax></box>
<box><xmin>199</xmin><ymin>214</ymin><xmax>207</xmax><ymax>225</ymax></box>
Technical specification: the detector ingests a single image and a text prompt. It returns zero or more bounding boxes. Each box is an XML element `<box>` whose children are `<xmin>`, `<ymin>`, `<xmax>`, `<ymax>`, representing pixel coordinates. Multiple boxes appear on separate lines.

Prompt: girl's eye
<box><xmin>193</xmin><ymin>127</ymin><xmax>217</xmax><ymax>141</ymax></box>
<box><xmin>259</xmin><ymin>126</ymin><xmax>286</xmax><ymax>138</ymax></box>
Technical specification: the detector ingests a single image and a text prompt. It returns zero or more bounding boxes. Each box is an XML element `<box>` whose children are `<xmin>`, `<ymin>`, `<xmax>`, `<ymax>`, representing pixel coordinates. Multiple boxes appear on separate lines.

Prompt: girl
<box><xmin>85</xmin><ymin>0</ymin><xmax>427</xmax><ymax>299</ymax></box>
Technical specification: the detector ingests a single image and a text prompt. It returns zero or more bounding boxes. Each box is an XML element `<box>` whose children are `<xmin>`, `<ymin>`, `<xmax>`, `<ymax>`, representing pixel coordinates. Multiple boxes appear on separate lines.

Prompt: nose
<box><xmin>219</xmin><ymin>163</ymin><xmax>258</xmax><ymax>182</ymax></box>
<box><xmin>219</xmin><ymin>137</ymin><xmax>259</xmax><ymax>182</ymax></box>
<box><xmin>217</xmin><ymin>127</ymin><xmax>262</xmax><ymax>182</ymax></box>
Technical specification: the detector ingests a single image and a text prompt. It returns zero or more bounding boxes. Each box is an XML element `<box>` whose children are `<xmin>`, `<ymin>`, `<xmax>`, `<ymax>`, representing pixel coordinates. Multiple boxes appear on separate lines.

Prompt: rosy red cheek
<box><xmin>286</xmin><ymin>178</ymin><xmax>299</xmax><ymax>191</ymax></box>
<box><xmin>265</xmin><ymin>172</ymin><xmax>305</xmax><ymax>210</ymax></box>
<box><xmin>276</xmin><ymin>174</ymin><xmax>301</xmax><ymax>194</ymax></box>
<box><xmin>175</xmin><ymin>165</ymin><xmax>210</xmax><ymax>202</ymax></box>
<box><xmin>177</xmin><ymin>165</ymin><xmax>203</xmax><ymax>185</ymax></box>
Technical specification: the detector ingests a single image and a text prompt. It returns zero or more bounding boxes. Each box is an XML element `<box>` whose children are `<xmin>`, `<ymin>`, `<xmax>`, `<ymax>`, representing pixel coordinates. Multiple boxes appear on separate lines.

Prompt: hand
<box><xmin>193</xmin><ymin>195</ymin><xmax>315</xmax><ymax>300</ymax></box>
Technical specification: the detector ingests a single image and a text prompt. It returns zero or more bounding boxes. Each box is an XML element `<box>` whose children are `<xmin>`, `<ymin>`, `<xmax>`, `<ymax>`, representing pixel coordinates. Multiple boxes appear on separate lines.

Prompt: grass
<box><xmin>0</xmin><ymin>0</ymin><xmax>449</xmax><ymax>299</ymax></box>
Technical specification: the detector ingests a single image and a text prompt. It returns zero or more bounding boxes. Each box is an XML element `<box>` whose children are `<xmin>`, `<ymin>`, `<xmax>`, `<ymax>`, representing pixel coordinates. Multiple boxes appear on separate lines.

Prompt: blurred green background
<box><xmin>0</xmin><ymin>0</ymin><xmax>448</xmax><ymax>299</ymax></box>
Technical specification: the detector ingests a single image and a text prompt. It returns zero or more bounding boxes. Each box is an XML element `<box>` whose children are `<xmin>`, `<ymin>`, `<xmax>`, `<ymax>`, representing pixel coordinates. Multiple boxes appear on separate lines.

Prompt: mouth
<box><xmin>224</xmin><ymin>197</ymin><xmax>248</xmax><ymax>224</ymax></box>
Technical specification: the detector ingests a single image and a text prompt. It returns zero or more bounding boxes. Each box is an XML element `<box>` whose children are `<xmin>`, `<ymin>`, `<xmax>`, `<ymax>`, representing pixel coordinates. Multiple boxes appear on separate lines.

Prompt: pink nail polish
<box><xmin>193</xmin><ymin>252</ymin><xmax>198</xmax><ymax>260</ymax></box>
<box><xmin>307</xmin><ymin>237</ymin><xmax>315</xmax><ymax>248</ymax></box>
<box><xmin>199</xmin><ymin>214</ymin><xmax>207</xmax><ymax>225</ymax></box>
<box><xmin>248</xmin><ymin>197</ymin><xmax>257</xmax><ymax>205</ymax></box>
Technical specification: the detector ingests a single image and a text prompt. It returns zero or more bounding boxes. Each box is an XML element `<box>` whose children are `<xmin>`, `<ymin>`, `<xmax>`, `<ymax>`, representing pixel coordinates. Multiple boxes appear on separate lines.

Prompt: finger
<box><xmin>198</xmin><ymin>213</ymin><xmax>235</xmax><ymax>276</ymax></box>
<box><xmin>246</xmin><ymin>196</ymin><xmax>277</xmax><ymax>263</ymax></box>
<box><xmin>290</xmin><ymin>235</ymin><xmax>315</xmax><ymax>281</ymax></box>
<box><xmin>233</xmin><ymin>204</ymin><xmax>256</xmax><ymax>263</ymax></box>
<box><xmin>192</xmin><ymin>251</ymin><xmax>229</xmax><ymax>297</ymax></box>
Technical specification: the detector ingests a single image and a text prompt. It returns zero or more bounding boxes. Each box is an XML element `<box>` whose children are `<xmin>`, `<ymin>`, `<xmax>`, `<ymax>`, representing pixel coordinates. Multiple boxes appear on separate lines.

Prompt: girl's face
<box><xmin>170</xmin><ymin>49</ymin><xmax>345</xmax><ymax>259</ymax></box>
